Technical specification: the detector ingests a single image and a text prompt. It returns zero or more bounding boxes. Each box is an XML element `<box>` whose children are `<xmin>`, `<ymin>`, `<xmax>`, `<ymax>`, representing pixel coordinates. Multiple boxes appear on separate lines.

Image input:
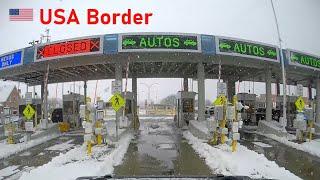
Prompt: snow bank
<box><xmin>188</xmin><ymin>120</ymin><xmax>210</xmax><ymax>140</ymax></box>
<box><xmin>257</xmin><ymin>120</ymin><xmax>289</xmax><ymax>137</ymax></box>
<box><xmin>0</xmin><ymin>165</ymin><xmax>20</xmax><ymax>179</ymax></box>
<box><xmin>183</xmin><ymin>131</ymin><xmax>301</xmax><ymax>180</ymax></box>
<box><xmin>256</xmin><ymin>132</ymin><xmax>320</xmax><ymax>158</ymax></box>
<box><xmin>19</xmin><ymin>133</ymin><xmax>133</xmax><ymax>180</ymax></box>
<box><xmin>0</xmin><ymin>133</ymin><xmax>60</xmax><ymax>160</ymax></box>
<box><xmin>45</xmin><ymin>139</ymin><xmax>75</xmax><ymax>151</ymax></box>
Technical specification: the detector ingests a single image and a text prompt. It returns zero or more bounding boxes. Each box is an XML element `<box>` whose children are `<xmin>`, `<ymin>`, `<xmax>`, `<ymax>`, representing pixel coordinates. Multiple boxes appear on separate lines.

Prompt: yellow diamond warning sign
<box><xmin>109</xmin><ymin>93</ymin><xmax>125</xmax><ymax>112</ymax></box>
<box><xmin>23</xmin><ymin>104</ymin><xmax>35</xmax><ymax>120</ymax></box>
<box><xmin>214</xmin><ymin>95</ymin><xmax>227</xmax><ymax>106</ymax></box>
<box><xmin>295</xmin><ymin>96</ymin><xmax>305</xmax><ymax>112</ymax></box>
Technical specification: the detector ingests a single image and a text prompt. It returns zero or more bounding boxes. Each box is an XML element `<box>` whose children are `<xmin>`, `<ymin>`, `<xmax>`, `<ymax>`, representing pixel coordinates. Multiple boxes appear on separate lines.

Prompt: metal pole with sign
<box><xmin>114</xmin><ymin>63</ymin><xmax>123</xmax><ymax>141</ymax></box>
<box><xmin>23</xmin><ymin>92</ymin><xmax>36</xmax><ymax>141</ymax></box>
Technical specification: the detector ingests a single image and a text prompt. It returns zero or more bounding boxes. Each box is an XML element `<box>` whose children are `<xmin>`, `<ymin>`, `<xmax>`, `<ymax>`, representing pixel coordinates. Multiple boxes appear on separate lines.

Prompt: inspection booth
<box><xmin>63</xmin><ymin>93</ymin><xmax>85</xmax><ymax>128</ymax></box>
<box><xmin>176</xmin><ymin>91</ymin><xmax>196</xmax><ymax>127</ymax></box>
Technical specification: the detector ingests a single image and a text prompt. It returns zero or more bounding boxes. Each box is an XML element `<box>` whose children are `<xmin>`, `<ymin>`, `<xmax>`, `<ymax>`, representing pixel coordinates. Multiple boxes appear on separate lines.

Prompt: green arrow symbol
<box><xmin>291</xmin><ymin>54</ymin><xmax>299</xmax><ymax>61</ymax></box>
<box><xmin>183</xmin><ymin>39</ymin><xmax>197</xmax><ymax>46</ymax></box>
<box><xmin>267</xmin><ymin>50</ymin><xmax>277</xmax><ymax>57</ymax></box>
<box><xmin>219</xmin><ymin>43</ymin><xmax>231</xmax><ymax>50</ymax></box>
<box><xmin>122</xmin><ymin>39</ymin><xmax>136</xmax><ymax>46</ymax></box>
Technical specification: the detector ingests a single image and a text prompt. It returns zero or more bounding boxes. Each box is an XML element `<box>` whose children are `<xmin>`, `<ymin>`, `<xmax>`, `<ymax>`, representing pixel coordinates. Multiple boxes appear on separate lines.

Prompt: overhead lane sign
<box><xmin>36</xmin><ymin>36</ymin><xmax>103</xmax><ymax>61</ymax></box>
<box><xmin>0</xmin><ymin>50</ymin><xmax>23</xmax><ymax>70</ymax></box>
<box><xmin>119</xmin><ymin>33</ymin><xmax>201</xmax><ymax>52</ymax></box>
<box><xmin>288</xmin><ymin>50</ymin><xmax>320</xmax><ymax>71</ymax></box>
<box><xmin>216</xmin><ymin>37</ymin><xmax>279</xmax><ymax>62</ymax></box>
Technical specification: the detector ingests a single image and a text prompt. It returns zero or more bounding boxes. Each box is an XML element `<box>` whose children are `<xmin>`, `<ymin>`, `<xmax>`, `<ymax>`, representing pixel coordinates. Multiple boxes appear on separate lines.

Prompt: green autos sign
<box><xmin>217</xmin><ymin>38</ymin><xmax>279</xmax><ymax>62</ymax></box>
<box><xmin>120</xmin><ymin>34</ymin><xmax>199</xmax><ymax>52</ymax></box>
<box><xmin>289</xmin><ymin>51</ymin><xmax>320</xmax><ymax>70</ymax></box>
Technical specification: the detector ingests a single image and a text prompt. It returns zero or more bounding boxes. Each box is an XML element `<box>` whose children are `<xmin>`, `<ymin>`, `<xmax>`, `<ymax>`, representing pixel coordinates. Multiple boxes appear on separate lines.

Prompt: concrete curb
<box><xmin>257</xmin><ymin>120</ymin><xmax>289</xmax><ymax>138</ymax></box>
<box><xmin>188</xmin><ymin>120</ymin><xmax>210</xmax><ymax>140</ymax></box>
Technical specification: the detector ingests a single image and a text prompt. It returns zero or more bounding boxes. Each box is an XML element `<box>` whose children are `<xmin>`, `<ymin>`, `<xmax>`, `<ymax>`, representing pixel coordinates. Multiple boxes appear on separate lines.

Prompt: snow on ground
<box><xmin>252</xmin><ymin>142</ymin><xmax>272</xmax><ymax>148</ymax></box>
<box><xmin>0</xmin><ymin>133</ymin><xmax>60</xmax><ymax>160</ymax></box>
<box><xmin>256</xmin><ymin>132</ymin><xmax>320</xmax><ymax>158</ymax></box>
<box><xmin>189</xmin><ymin>120</ymin><xmax>209</xmax><ymax>134</ymax></box>
<box><xmin>19</xmin><ymin>133</ymin><xmax>133</xmax><ymax>180</ymax></box>
<box><xmin>183</xmin><ymin>131</ymin><xmax>301</xmax><ymax>180</ymax></box>
<box><xmin>0</xmin><ymin>165</ymin><xmax>20</xmax><ymax>179</ymax></box>
<box><xmin>45</xmin><ymin>139</ymin><xmax>75</xmax><ymax>151</ymax></box>
<box><xmin>139</xmin><ymin>116</ymin><xmax>173</xmax><ymax>120</ymax></box>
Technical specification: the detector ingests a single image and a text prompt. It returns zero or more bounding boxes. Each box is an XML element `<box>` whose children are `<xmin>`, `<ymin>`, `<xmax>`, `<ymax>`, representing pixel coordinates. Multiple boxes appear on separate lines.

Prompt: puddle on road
<box><xmin>114</xmin><ymin>120</ymin><xmax>212</xmax><ymax>176</ymax></box>
<box><xmin>240</xmin><ymin>131</ymin><xmax>320</xmax><ymax>180</ymax></box>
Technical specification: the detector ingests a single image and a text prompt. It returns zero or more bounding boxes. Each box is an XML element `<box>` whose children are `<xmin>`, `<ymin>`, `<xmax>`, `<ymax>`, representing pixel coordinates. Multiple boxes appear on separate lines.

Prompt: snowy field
<box><xmin>183</xmin><ymin>131</ymin><xmax>301</xmax><ymax>180</ymax></box>
<box><xmin>0</xmin><ymin>133</ymin><xmax>60</xmax><ymax>160</ymax></box>
<box><xmin>19</xmin><ymin>133</ymin><xmax>133</xmax><ymax>180</ymax></box>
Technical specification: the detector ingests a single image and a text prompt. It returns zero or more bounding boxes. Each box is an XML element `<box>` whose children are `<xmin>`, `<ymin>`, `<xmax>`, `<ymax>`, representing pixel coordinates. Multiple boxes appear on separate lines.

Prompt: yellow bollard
<box><xmin>220</xmin><ymin>120</ymin><xmax>226</xmax><ymax>144</ymax></box>
<box><xmin>232</xmin><ymin>140</ymin><xmax>237</xmax><ymax>152</ymax></box>
<box><xmin>309</xmin><ymin>121</ymin><xmax>313</xmax><ymax>142</ymax></box>
<box><xmin>7</xmin><ymin>136</ymin><xmax>14</xmax><ymax>144</ymax></box>
<box><xmin>87</xmin><ymin>140</ymin><xmax>92</xmax><ymax>155</ymax></box>
<box><xmin>97</xmin><ymin>134</ymin><xmax>102</xmax><ymax>145</ymax></box>
<box><xmin>210</xmin><ymin>131</ymin><xmax>218</xmax><ymax>145</ymax></box>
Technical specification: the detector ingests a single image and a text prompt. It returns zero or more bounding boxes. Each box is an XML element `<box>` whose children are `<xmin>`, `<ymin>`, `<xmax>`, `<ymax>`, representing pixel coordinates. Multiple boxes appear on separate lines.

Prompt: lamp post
<box><xmin>140</xmin><ymin>83</ymin><xmax>159</xmax><ymax>105</ymax></box>
<box><xmin>270</xmin><ymin>0</ymin><xmax>287</xmax><ymax>129</ymax></box>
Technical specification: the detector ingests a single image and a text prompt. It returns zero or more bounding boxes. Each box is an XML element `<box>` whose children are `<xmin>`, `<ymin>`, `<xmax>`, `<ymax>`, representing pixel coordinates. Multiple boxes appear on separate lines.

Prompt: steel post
<box><xmin>197</xmin><ymin>63</ymin><xmax>205</xmax><ymax>121</ymax></box>
<box><xmin>265</xmin><ymin>66</ymin><xmax>272</xmax><ymax>122</ymax></box>
<box><xmin>115</xmin><ymin>63</ymin><xmax>123</xmax><ymax>140</ymax></box>
<box><xmin>183</xmin><ymin>78</ymin><xmax>188</xmax><ymax>92</ymax></box>
<box><xmin>316</xmin><ymin>78</ymin><xmax>320</xmax><ymax>124</ymax></box>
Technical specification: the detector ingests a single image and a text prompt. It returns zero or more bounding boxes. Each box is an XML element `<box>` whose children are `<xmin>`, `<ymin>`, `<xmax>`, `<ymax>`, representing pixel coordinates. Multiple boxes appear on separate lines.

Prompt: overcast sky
<box><xmin>0</xmin><ymin>0</ymin><xmax>319</xmax><ymax>102</ymax></box>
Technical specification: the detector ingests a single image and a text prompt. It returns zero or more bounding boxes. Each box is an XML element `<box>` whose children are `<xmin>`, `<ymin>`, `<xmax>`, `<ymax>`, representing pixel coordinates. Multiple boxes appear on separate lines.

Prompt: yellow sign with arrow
<box><xmin>23</xmin><ymin>104</ymin><xmax>35</xmax><ymax>120</ymax></box>
<box><xmin>109</xmin><ymin>93</ymin><xmax>125</xmax><ymax>112</ymax></box>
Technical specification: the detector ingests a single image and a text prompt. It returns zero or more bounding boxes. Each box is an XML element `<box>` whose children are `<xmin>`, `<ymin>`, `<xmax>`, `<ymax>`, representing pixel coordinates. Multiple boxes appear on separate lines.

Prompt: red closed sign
<box><xmin>36</xmin><ymin>37</ymin><xmax>101</xmax><ymax>60</ymax></box>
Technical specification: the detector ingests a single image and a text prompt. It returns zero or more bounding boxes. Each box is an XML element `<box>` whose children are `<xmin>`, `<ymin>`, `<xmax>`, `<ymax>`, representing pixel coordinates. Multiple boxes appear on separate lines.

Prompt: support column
<box><xmin>197</xmin><ymin>63</ymin><xmax>205</xmax><ymax>121</ymax></box>
<box><xmin>41</xmin><ymin>82</ymin><xmax>44</xmax><ymax>103</ymax></box>
<box><xmin>41</xmin><ymin>82</ymin><xmax>44</xmax><ymax>126</ymax></box>
<box><xmin>183</xmin><ymin>78</ymin><xmax>188</xmax><ymax>92</ymax></box>
<box><xmin>276</xmin><ymin>80</ymin><xmax>280</xmax><ymax>95</ymax></box>
<box><xmin>83</xmin><ymin>81</ymin><xmax>88</xmax><ymax>124</ymax></box>
<box><xmin>40</xmin><ymin>82</ymin><xmax>48</xmax><ymax>129</ymax></box>
<box><xmin>84</xmin><ymin>81</ymin><xmax>87</xmax><ymax>105</ymax></box>
<box><xmin>227</xmin><ymin>79</ymin><xmax>236</xmax><ymax>101</ymax></box>
<box><xmin>308</xmin><ymin>82</ymin><xmax>312</xmax><ymax>102</ymax></box>
<box><xmin>265</xmin><ymin>67</ymin><xmax>272</xmax><ymax>122</ymax></box>
<box><xmin>316</xmin><ymin>78</ymin><xmax>320</xmax><ymax>124</ymax></box>
<box><xmin>115</xmin><ymin>63</ymin><xmax>123</xmax><ymax>140</ymax></box>
<box><xmin>132</xmin><ymin>77</ymin><xmax>137</xmax><ymax>120</ymax></box>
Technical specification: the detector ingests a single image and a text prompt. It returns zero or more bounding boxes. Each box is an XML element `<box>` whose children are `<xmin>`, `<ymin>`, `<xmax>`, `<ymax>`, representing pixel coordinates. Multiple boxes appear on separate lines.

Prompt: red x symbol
<box><xmin>90</xmin><ymin>39</ymin><xmax>99</xmax><ymax>50</ymax></box>
<box><xmin>38</xmin><ymin>48</ymin><xmax>44</xmax><ymax>57</ymax></box>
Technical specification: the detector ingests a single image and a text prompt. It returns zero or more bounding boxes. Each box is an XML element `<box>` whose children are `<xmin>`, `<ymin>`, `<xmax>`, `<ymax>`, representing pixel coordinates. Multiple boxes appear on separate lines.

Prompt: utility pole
<box><xmin>271</xmin><ymin>0</ymin><xmax>287</xmax><ymax>129</ymax></box>
<box><xmin>40</xmin><ymin>28</ymin><xmax>51</xmax><ymax>43</ymax></box>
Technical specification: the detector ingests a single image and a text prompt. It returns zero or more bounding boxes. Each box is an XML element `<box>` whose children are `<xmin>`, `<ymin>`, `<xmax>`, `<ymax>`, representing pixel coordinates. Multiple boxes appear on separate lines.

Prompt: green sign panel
<box><xmin>121</xmin><ymin>34</ymin><xmax>199</xmax><ymax>51</ymax></box>
<box><xmin>218</xmin><ymin>38</ymin><xmax>278</xmax><ymax>61</ymax></box>
<box><xmin>289</xmin><ymin>51</ymin><xmax>320</xmax><ymax>70</ymax></box>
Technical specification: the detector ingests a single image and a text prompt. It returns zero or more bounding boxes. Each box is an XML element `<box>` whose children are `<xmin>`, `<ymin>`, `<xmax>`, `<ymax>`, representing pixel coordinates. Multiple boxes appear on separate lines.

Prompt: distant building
<box><xmin>146</xmin><ymin>104</ymin><xmax>175</xmax><ymax>116</ymax></box>
<box><xmin>0</xmin><ymin>85</ymin><xmax>21</xmax><ymax>115</ymax></box>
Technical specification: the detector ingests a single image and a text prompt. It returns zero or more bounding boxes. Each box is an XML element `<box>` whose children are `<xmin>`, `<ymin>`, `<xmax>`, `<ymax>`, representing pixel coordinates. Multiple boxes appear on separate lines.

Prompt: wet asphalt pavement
<box><xmin>0</xmin><ymin>132</ymin><xmax>83</xmax><ymax>179</ymax></box>
<box><xmin>114</xmin><ymin>118</ymin><xmax>212</xmax><ymax>177</ymax></box>
<box><xmin>240</xmin><ymin>130</ymin><xmax>320</xmax><ymax>180</ymax></box>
